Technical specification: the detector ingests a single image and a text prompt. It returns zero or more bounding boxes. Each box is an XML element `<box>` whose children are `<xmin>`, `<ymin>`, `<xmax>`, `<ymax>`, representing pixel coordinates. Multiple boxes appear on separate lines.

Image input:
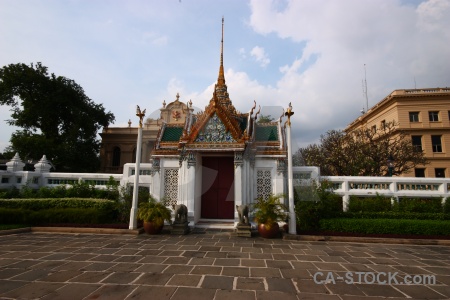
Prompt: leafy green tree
<box><xmin>257</xmin><ymin>114</ymin><xmax>274</xmax><ymax>123</ymax></box>
<box><xmin>296</xmin><ymin>121</ymin><xmax>428</xmax><ymax>176</ymax></box>
<box><xmin>0</xmin><ymin>62</ymin><xmax>115</xmax><ymax>172</ymax></box>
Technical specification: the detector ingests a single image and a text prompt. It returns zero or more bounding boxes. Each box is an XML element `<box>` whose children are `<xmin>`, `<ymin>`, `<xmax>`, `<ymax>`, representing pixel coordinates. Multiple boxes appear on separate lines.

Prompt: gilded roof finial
<box><xmin>285</xmin><ymin>102</ymin><xmax>294</xmax><ymax>127</ymax></box>
<box><xmin>217</xmin><ymin>17</ymin><xmax>225</xmax><ymax>86</ymax></box>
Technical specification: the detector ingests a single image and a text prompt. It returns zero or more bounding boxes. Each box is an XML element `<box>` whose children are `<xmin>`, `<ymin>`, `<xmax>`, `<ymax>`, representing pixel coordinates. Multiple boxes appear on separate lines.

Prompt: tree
<box><xmin>257</xmin><ymin>114</ymin><xmax>274</xmax><ymax>123</ymax></box>
<box><xmin>0</xmin><ymin>62</ymin><xmax>115</xmax><ymax>172</ymax></box>
<box><xmin>296</xmin><ymin>121</ymin><xmax>428</xmax><ymax>176</ymax></box>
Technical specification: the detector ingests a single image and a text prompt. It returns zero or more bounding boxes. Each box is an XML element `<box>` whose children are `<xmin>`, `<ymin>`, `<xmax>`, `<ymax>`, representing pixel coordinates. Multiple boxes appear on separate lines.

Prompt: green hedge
<box><xmin>348</xmin><ymin>195</ymin><xmax>447</xmax><ymax>213</ymax></box>
<box><xmin>348</xmin><ymin>195</ymin><xmax>392</xmax><ymax>212</ymax></box>
<box><xmin>0</xmin><ymin>198</ymin><xmax>119</xmax><ymax>225</ymax></box>
<box><xmin>340</xmin><ymin>211</ymin><xmax>450</xmax><ymax>220</ymax></box>
<box><xmin>0</xmin><ymin>179</ymin><xmax>120</xmax><ymax>200</ymax></box>
<box><xmin>0</xmin><ymin>208</ymin><xmax>116</xmax><ymax>225</ymax></box>
<box><xmin>320</xmin><ymin>218</ymin><xmax>450</xmax><ymax>236</ymax></box>
<box><xmin>0</xmin><ymin>198</ymin><xmax>116</xmax><ymax>210</ymax></box>
<box><xmin>393</xmin><ymin>198</ymin><xmax>443</xmax><ymax>213</ymax></box>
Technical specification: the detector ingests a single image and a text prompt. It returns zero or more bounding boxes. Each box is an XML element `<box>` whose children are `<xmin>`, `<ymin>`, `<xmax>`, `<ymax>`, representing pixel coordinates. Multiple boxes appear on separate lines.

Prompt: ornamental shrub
<box><xmin>444</xmin><ymin>198</ymin><xmax>450</xmax><ymax>214</ymax></box>
<box><xmin>393</xmin><ymin>197</ymin><xmax>443</xmax><ymax>213</ymax></box>
<box><xmin>348</xmin><ymin>194</ymin><xmax>392</xmax><ymax>212</ymax></box>
<box><xmin>295</xmin><ymin>180</ymin><xmax>342</xmax><ymax>230</ymax></box>
<box><xmin>340</xmin><ymin>211</ymin><xmax>450</xmax><ymax>220</ymax></box>
<box><xmin>319</xmin><ymin>218</ymin><xmax>450</xmax><ymax>236</ymax></box>
<box><xmin>0</xmin><ymin>199</ymin><xmax>118</xmax><ymax>225</ymax></box>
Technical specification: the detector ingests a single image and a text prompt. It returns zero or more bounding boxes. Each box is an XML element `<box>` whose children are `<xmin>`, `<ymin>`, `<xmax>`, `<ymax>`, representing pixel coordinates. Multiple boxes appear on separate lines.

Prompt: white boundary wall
<box><xmin>0</xmin><ymin>163</ymin><xmax>152</xmax><ymax>191</ymax></box>
<box><xmin>1</xmin><ymin>161</ymin><xmax>448</xmax><ymax>212</ymax></box>
<box><xmin>322</xmin><ymin>176</ymin><xmax>450</xmax><ymax>211</ymax></box>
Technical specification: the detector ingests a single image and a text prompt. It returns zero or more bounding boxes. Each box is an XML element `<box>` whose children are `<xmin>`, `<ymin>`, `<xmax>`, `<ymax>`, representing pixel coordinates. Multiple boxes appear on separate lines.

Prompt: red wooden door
<box><xmin>201</xmin><ymin>156</ymin><xmax>234</xmax><ymax>219</ymax></box>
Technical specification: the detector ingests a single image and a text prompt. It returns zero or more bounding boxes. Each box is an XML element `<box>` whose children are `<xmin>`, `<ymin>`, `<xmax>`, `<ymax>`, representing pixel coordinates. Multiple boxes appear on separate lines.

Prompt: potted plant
<box><xmin>137</xmin><ymin>198</ymin><xmax>172</xmax><ymax>234</ymax></box>
<box><xmin>253</xmin><ymin>193</ymin><xmax>288</xmax><ymax>238</ymax></box>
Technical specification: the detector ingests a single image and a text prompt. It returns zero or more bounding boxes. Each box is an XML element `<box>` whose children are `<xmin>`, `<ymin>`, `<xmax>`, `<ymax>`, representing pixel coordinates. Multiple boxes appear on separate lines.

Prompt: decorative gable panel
<box><xmin>194</xmin><ymin>113</ymin><xmax>236</xmax><ymax>143</ymax></box>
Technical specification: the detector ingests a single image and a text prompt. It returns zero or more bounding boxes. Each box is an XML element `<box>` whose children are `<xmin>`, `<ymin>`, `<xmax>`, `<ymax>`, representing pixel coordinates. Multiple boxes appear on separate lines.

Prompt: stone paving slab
<box><xmin>0</xmin><ymin>231</ymin><xmax>449</xmax><ymax>299</ymax></box>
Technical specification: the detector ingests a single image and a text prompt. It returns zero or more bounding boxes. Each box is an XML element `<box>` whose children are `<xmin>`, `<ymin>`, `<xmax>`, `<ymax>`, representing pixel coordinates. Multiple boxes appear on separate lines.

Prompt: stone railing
<box><xmin>1</xmin><ymin>155</ymin><xmax>449</xmax><ymax>212</ymax></box>
<box><xmin>0</xmin><ymin>154</ymin><xmax>152</xmax><ymax>190</ymax></box>
<box><xmin>320</xmin><ymin>176</ymin><xmax>450</xmax><ymax>211</ymax></box>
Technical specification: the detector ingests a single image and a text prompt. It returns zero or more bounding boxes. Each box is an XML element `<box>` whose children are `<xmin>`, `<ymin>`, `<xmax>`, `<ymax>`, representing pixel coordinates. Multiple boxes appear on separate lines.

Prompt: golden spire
<box><xmin>217</xmin><ymin>17</ymin><xmax>225</xmax><ymax>86</ymax></box>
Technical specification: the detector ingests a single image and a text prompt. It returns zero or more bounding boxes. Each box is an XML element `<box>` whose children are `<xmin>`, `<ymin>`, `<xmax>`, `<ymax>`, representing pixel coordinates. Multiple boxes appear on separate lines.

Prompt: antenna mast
<box><xmin>361</xmin><ymin>64</ymin><xmax>369</xmax><ymax>114</ymax></box>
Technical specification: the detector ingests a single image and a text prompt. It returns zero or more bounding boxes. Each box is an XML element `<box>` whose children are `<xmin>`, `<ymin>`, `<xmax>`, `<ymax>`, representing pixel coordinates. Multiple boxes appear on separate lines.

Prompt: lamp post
<box><xmin>387</xmin><ymin>154</ymin><xmax>394</xmax><ymax>177</ymax></box>
<box><xmin>129</xmin><ymin>105</ymin><xmax>146</xmax><ymax>230</ymax></box>
<box><xmin>285</xmin><ymin>102</ymin><xmax>296</xmax><ymax>235</ymax></box>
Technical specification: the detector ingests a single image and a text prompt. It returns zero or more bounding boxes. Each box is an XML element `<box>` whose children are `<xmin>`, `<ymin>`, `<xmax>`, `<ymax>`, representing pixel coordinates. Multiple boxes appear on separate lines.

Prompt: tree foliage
<box><xmin>296</xmin><ymin>121</ymin><xmax>428</xmax><ymax>176</ymax></box>
<box><xmin>0</xmin><ymin>62</ymin><xmax>115</xmax><ymax>172</ymax></box>
<box><xmin>257</xmin><ymin>114</ymin><xmax>275</xmax><ymax>123</ymax></box>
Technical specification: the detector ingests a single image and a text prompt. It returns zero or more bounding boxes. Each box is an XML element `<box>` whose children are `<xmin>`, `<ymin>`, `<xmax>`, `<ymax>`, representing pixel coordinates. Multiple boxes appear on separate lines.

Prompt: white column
<box><xmin>234</xmin><ymin>165</ymin><xmax>242</xmax><ymax>205</ymax></box>
<box><xmin>187</xmin><ymin>162</ymin><xmax>196</xmax><ymax>220</ymax></box>
<box><xmin>285</xmin><ymin>104</ymin><xmax>296</xmax><ymax>235</ymax></box>
<box><xmin>234</xmin><ymin>152</ymin><xmax>244</xmax><ymax>222</ymax></box>
<box><xmin>129</xmin><ymin>107</ymin><xmax>145</xmax><ymax>230</ymax></box>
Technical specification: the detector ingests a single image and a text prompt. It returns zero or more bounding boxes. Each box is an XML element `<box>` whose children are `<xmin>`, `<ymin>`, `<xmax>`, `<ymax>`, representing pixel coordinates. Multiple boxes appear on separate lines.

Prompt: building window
<box><xmin>429</xmin><ymin>111</ymin><xmax>439</xmax><ymax>122</ymax></box>
<box><xmin>380</xmin><ymin>120</ymin><xmax>386</xmax><ymax>129</ymax></box>
<box><xmin>409</xmin><ymin>112</ymin><xmax>419</xmax><ymax>122</ymax></box>
<box><xmin>435</xmin><ymin>168</ymin><xmax>446</xmax><ymax>178</ymax></box>
<box><xmin>112</xmin><ymin>147</ymin><xmax>121</xmax><ymax>167</ymax></box>
<box><xmin>415</xmin><ymin>168</ymin><xmax>425</xmax><ymax>177</ymax></box>
<box><xmin>431</xmin><ymin>135</ymin><xmax>442</xmax><ymax>153</ymax></box>
<box><xmin>1</xmin><ymin>177</ymin><xmax>9</xmax><ymax>183</ymax></box>
<box><xmin>411</xmin><ymin>136</ymin><xmax>422</xmax><ymax>152</ymax></box>
<box><xmin>371</xmin><ymin>125</ymin><xmax>376</xmax><ymax>133</ymax></box>
<box><xmin>132</xmin><ymin>148</ymin><xmax>137</xmax><ymax>163</ymax></box>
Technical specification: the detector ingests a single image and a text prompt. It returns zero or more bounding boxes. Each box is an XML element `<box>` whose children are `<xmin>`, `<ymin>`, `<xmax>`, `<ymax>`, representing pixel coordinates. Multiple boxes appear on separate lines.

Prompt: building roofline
<box><xmin>345</xmin><ymin>87</ymin><xmax>450</xmax><ymax>131</ymax></box>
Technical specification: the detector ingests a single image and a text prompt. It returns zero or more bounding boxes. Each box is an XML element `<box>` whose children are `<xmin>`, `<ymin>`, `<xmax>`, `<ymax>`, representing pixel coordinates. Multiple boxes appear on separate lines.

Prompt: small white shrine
<box><xmin>148</xmin><ymin>20</ymin><xmax>289</xmax><ymax>225</ymax></box>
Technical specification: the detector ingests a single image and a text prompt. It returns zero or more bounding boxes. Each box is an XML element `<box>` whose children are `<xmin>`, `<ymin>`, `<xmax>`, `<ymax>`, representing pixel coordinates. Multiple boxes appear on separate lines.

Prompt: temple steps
<box><xmin>194</xmin><ymin>219</ymin><xmax>236</xmax><ymax>229</ymax></box>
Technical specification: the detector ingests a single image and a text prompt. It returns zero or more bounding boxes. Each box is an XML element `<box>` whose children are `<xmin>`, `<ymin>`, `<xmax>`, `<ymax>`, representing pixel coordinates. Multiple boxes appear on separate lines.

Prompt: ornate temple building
<box><xmin>100</xmin><ymin>19</ymin><xmax>288</xmax><ymax>223</ymax></box>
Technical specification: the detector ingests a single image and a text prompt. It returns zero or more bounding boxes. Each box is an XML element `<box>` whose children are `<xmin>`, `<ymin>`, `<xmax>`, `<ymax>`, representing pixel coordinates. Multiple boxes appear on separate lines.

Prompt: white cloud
<box><xmin>1</xmin><ymin>0</ymin><xmax>449</xmax><ymax>153</ymax></box>
<box><xmin>250</xmin><ymin>46</ymin><xmax>270</xmax><ymax>67</ymax></box>
<box><xmin>417</xmin><ymin>0</ymin><xmax>450</xmax><ymax>32</ymax></box>
<box><xmin>246</xmin><ymin>0</ymin><xmax>450</xmax><ymax>146</ymax></box>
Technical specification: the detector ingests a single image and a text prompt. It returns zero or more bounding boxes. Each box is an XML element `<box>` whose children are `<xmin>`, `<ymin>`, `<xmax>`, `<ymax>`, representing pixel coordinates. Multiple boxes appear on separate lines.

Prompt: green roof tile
<box><xmin>161</xmin><ymin>127</ymin><xmax>183</xmax><ymax>142</ymax></box>
<box><xmin>255</xmin><ymin>125</ymin><xmax>278</xmax><ymax>142</ymax></box>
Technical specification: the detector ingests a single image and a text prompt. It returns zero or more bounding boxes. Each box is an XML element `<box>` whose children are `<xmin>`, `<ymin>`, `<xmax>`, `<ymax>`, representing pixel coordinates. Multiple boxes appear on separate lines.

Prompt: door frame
<box><xmin>199</xmin><ymin>153</ymin><xmax>235</xmax><ymax>220</ymax></box>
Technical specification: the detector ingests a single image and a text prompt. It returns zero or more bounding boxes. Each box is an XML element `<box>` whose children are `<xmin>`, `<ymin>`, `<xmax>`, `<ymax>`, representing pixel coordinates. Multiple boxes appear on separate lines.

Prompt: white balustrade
<box><xmin>0</xmin><ymin>162</ymin><xmax>152</xmax><ymax>190</ymax></box>
<box><xmin>1</xmin><ymin>157</ymin><xmax>449</xmax><ymax>211</ymax></box>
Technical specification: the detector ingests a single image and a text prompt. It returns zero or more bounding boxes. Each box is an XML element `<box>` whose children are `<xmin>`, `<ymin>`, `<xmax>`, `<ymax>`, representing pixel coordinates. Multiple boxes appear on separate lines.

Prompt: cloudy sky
<box><xmin>1</xmin><ymin>0</ymin><xmax>449</xmax><ymax>153</ymax></box>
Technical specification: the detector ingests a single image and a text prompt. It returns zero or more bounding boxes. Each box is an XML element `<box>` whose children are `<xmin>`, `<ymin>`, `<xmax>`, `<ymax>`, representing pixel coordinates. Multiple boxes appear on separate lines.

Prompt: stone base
<box><xmin>171</xmin><ymin>222</ymin><xmax>190</xmax><ymax>235</ymax></box>
<box><xmin>235</xmin><ymin>224</ymin><xmax>252</xmax><ymax>237</ymax></box>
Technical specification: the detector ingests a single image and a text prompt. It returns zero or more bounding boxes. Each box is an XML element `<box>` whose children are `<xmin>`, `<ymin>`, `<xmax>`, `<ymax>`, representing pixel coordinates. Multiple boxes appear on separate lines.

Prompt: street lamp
<box><xmin>129</xmin><ymin>105</ymin><xmax>146</xmax><ymax>230</ymax></box>
<box><xmin>387</xmin><ymin>154</ymin><xmax>394</xmax><ymax>177</ymax></box>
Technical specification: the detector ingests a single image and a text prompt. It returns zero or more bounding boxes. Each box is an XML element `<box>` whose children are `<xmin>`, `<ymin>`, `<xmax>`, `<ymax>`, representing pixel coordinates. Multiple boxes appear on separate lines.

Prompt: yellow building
<box><xmin>346</xmin><ymin>88</ymin><xmax>450</xmax><ymax>177</ymax></box>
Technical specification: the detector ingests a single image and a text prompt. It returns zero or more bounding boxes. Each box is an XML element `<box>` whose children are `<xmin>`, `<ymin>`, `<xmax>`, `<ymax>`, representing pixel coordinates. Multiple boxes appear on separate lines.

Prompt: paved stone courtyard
<box><xmin>0</xmin><ymin>230</ymin><xmax>449</xmax><ymax>299</ymax></box>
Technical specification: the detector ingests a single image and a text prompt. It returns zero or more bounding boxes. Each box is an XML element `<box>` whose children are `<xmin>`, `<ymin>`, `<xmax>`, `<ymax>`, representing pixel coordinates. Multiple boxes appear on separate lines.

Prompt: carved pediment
<box><xmin>194</xmin><ymin>113</ymin><xmax>236</xmax><ymax>143</ymax></box>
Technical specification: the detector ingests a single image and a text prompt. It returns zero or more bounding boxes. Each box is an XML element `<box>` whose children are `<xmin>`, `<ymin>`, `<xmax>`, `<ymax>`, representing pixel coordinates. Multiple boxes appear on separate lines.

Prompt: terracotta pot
<box><xmin>143</xmin><ymin>221</ymin><xmax>164</xmax><ymax>235</ymax></box>
<box><xmin>258</xmin><ymin>223</ymin><xmax>280</xmax><ymax>239</ymax></box>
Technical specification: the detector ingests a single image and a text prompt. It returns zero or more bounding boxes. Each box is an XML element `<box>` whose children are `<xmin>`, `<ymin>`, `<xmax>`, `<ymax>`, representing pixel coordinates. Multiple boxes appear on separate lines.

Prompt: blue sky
<box><xmin>1</xmin><ymin>0</ymin><xmax>449</xmax><ymax>154</ymax></box>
